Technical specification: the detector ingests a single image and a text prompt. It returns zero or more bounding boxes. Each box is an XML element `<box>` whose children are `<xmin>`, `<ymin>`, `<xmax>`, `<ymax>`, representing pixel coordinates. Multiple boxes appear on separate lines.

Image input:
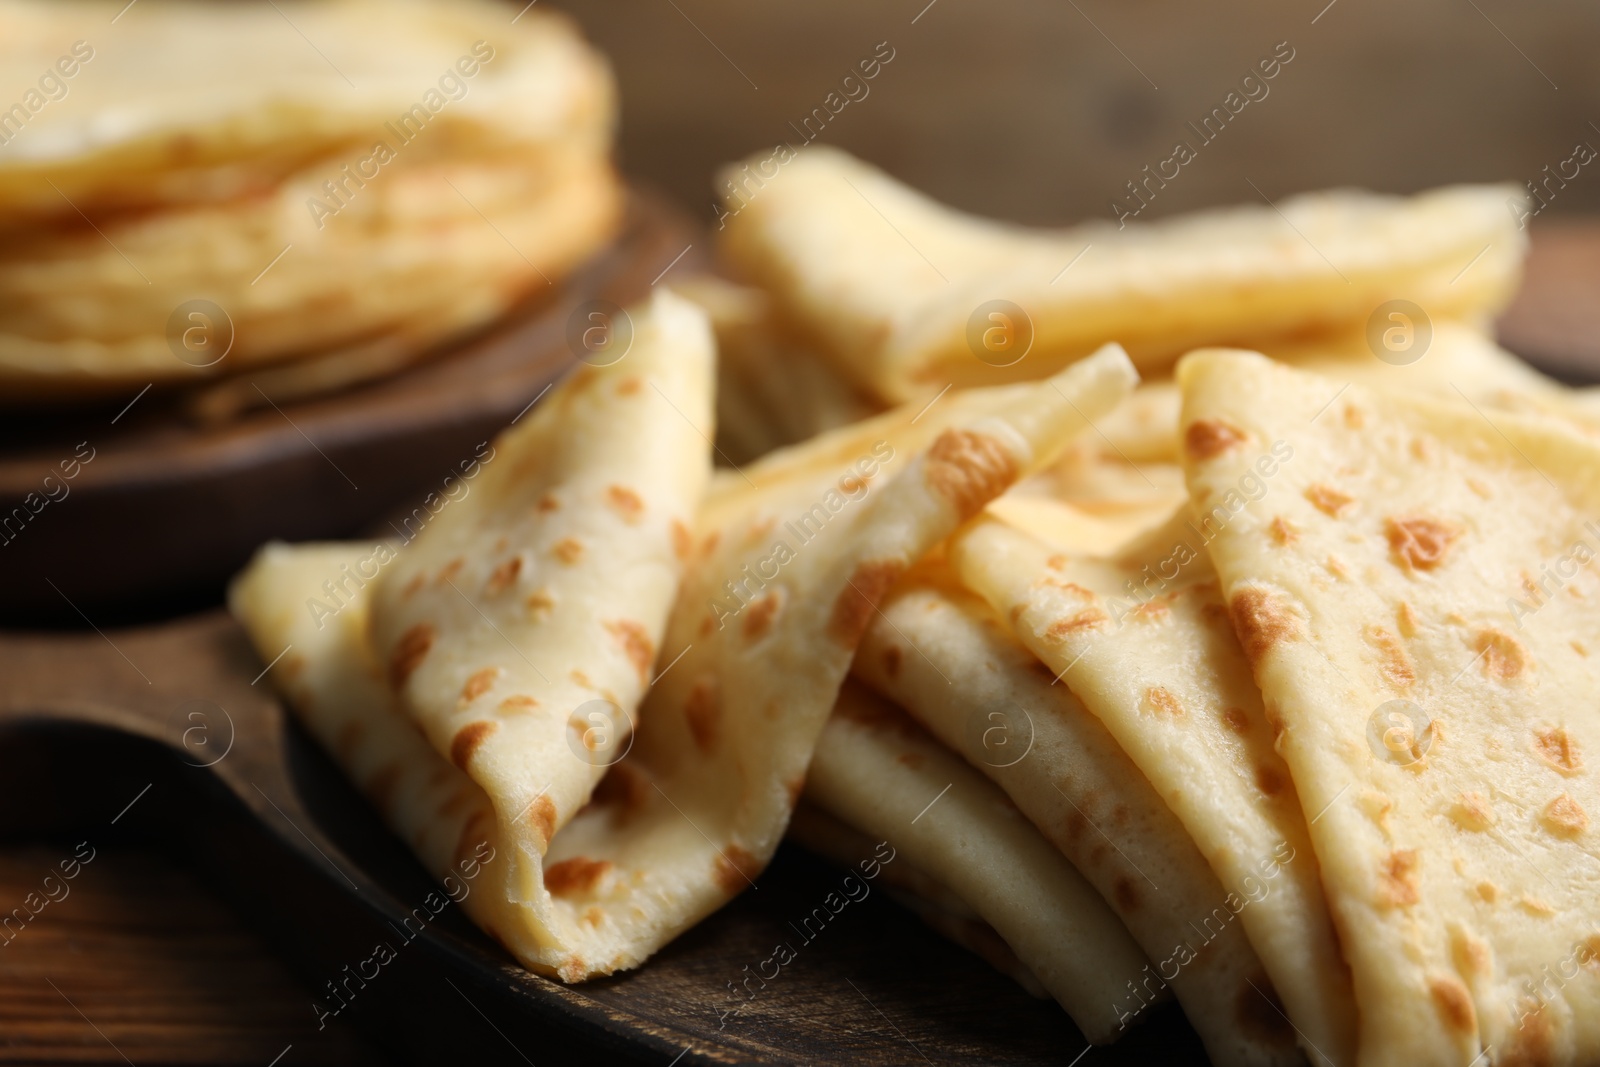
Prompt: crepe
<box><xmin>954</xmin><ymin>507</ymin><xmax>1358</xmax><ymax>1066</ymax></box>
<box><xmin>0</xmin><ymin>0</ymin><xmax>620</xmax><ymax>402</ymax></box>
<box><xmin>717</xmin><ymin>147</ymin><xmax>1523</xmax><ymax>403</ymax></box>
<box><xmin>800</xmin><ymin>680</ymin><xmax>1153</xmax><ymax>1044</ymax></box>
<box><xmin>675</xmin><ymin>276</ymin><xmax>879</xmax><ymax>465</ymax></box>
<box><xmin>853</xmin><ymin>571</ymin><xmax>1303</xmax><ymax>1065</ymax></box>
<box><xmin>0</xmin><ymin>0</ymin><xmax>612</xmax><ymax>220</ymax></box>
<box><xmin>235</xmin><ymin>333</ymin><xmax>1137</xmax><ymax>982</ymax></box>
<box><xmin>0</xmin><ymin>153</ymin><xmax>621</xmax><ymax>399</ymax></box>
<box><xmin>1179</xmin><ymin>350</ymin><xmax>1600</xmax><ymax>1065</ymax></box>
<box><xmin>236</xmin><ymin>290</ymin><xmax>713</xmax><ymax>979</ymax></box>
<box><xmin>601</xmin><ymin>343</ymin><xmax>1138</xmax><ymax>966</ymax></box>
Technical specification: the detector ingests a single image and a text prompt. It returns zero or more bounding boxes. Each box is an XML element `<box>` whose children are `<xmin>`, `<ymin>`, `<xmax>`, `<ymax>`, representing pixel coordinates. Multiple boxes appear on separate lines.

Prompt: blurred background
<box><xmin>565</xmin><ymin>0</ymin><xmax>1600</xmax><ymax>224</ymax></box>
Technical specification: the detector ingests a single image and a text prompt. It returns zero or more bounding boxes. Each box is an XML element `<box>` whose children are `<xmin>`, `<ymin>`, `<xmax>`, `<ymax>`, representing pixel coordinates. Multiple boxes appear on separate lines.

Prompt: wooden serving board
<box><xmin>1</xmin><ymin>221</ymin><xmax>1597</xmax><ymax>1065</ymax></box>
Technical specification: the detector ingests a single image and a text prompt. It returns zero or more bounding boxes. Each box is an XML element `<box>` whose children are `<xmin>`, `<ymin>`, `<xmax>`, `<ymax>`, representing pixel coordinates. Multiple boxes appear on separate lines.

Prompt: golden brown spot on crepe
<box><xmin>671</xmin><ymin>519</ymin><xmax>693</xmax><ymax>562</ymax></box>
<box><xmin>1184</xmin><ymin>418</ymin><xmax>1248</xmax><ymax>460</ymax></box>
<box><xmin>552</xmin><ymin>538</ymin><xmax>585</xmax><ymax>564</ymax></box>
<box><xmin>459</xmin><ymin>667</ymin><xmax>501</xmax><ymax>706</ymax></box>
<box><xmin>1475</xmin><ymin>629</ymin><xmax>1531</xmax><ymax>681</ymax></box>
<box><xmin>499</xmin><ymin>694</ymin><xmax>538</xmax><ymax>713</ymax></box>
<box><xmin>1475</xmin><ymin>881</ymin><xmax>1498</xmax><ymax>902</ymax></box>
<box><xmin>828</xmin><ymin>560</ymin><xmax>905</xmax><ymax>646</ymax></box>
<box><xmin>714</xmin><ymin>845</ymin><xmax>760</xmax><ymax>895</ymax></box>
<box><xmin>605</xmin><ymin>619</ymin><xmax>655</xmax><ymax>684</ymax></box>
<box><xmin>1065</xmin><ymin>808</ymin><xmax>1089</xmax><ymax>844</ymax></box>
<box><xmin>1506</xmin><ymin>1004</ymin><xmax>1556</xmax><ymax>1067</ymax></box>
<box><xmin>744</xmin><ymin>517</ymin><xmax>776</xmax><ymax>546</ymax></box>
<box><xmin>1325</xmin><ymin>554</ymin><xmax>1351</xmax><ymax>579</ymax></box>
<box><xmin>881</xmin><ymin>644</ymin><xmax>903</xmax><ymax>678</ymax></box>
<box><xmin>1450</xmin><ymin>792</ymin><xmax>1496</xmax><ymax>831</ymax></box>
<box><xmin>570</xmin><ymin>669</ymin><xmax>593</xmax><ymax>689</ymax></box>
<box><xmin>436</xmin><ymin>557</ymin><xmax>466</xmax><ymax>585</ymax></box>
<box><xmin>1230</xmin><ymin>586</ymin><xmax>1299</xmax><ymax>667</ymax></box>
<box><xmin>537</xmin><ymin>493</ymin><xmax>560</xmax><ymax>513</ymax></box>
<box><xmin>1534</xmin><ymin>727</ymin><xmax>1582</xmax><ymax>775</ymax></box>
<box><xmin>606</xmin><ymin>485</ymin><xmax>645</xmax><ymax>523</ymax></box>
<box><xmin>1042</xmin><ymin>578</ymin><xmax>1098</xmax><ymax>601</ymax></box>
<box><xmin>1268</xmin><ymin>516</ymin><xmax>1299</xmax><ymax>545</ymax></box>
<box><xmin>1427</xmin><ymin>974</ymin><xmax>1476</xmax><ymax>1034</ymax></box>
<box><xmin>1377</xmin><ymin>849</ymin><xmax>1421</xmax><ymax>907</ymax></box>
<box><xmin>1451</xmin><ymin>928</ymin><xmax>1491</xmax><ymax>977</ymax></box>
<box><xmin>1582</xmin><ymin>935</ymin><xmax>1600</xmax><ymax>969</ymax></box>
<box><xmin>1129</xmin><ymin>595</ymin><xmax>1173</xmax><ymax>622</ymax></box>
<box><xmin>617</xmin><ymin>375</ymin><xmax>642</xmax><ymax>396</ymax></box>
<box><xmin>581</xmin><ymin>906</ymin><xmax>605</xmax><ymax>928</ymax></box>
<box><xmin>1046</xmin><ymin>553</ymin><xmax>1068</xmax><ymax>570</ymax></box>
<box><xmin>1234</xmin><ymin>977</ymin><xmax>1295</xmax><ymax>1045</ymax></box>
<box><xmin>450</xmin><ymin>721</ymin><xmax>497</xmax><ymax>771</ymax></box>
<box><xmin>1574</xmin><ymin>640</ymin><xmax>1590</xmax><ymax>658</ymax></box>
<box><xmin>742</xmin><ymin>591</ymin><xmax>783</xmax><ymax>642</ymax></box>
<box><xmin>1466</xmin><ymin>476</ymin><xmax>1493</xmax><ymax>499</ymax></box>
<box><xmin>1304</xmin><ymin>483</ymin><xmax>1355</xmax><ymax>518</ymax></box>
<box><xmin>484</xmin><ymin>556</ymin><xmax>522</xmax><ymax>596</ymax></box>
<box><xmin>1342</xmin><ymin>404</ymin><xmax>1366</xmax><ymax>429</ymax></box>
<box><xmin>1521</xmin><ymin>893</ymin><xmax>1556</xmax><ymax>916</ymax></box>
<box><xmin>389</xmin><ymin>622</ymin><xmax>436</xmax><ymax>688</ymax></box>
<box><xmin>1541</xmin><ymin>793</ymin><xmax>1589</xmax><ymax>836</ymax></box>
<box><xmin>925</xmin><ymin>429</ymin><xmax>1017</xmax><ymax>521</ymax></box>
<box><xmin>545</xmin><ymin>857</ymin><xmax>612</xmax><ymax>898</ymax></box>
<box><xmin>684</xmin><ymin>676</ymin><xmax>720</xmax><ymax>754</ymax></box>
<box><xmin>526</xmin><ymin>589</ymin><xmax>555</xmax><ymax>620</ymax></box>
<box><xmin>1112</xmin><ymin>876</ymin><xmax>1140</xmax><ymax>912</ymax></box>
<box><xmin>401</xmin><ymin>572</ymin><xmax>426</xmax><ymax>599</ymax></box>
<box><xmin>1045</xmin><ymin>609</ymin><xmax>1109</xmax><ymax>640</ymax></box>
<box><xmin>1255</xmin><ymin>764</ymin><xmax>1286</xmax><ymax>797</ymax></box>
<box><xmin>1365</xmin><ymin>625</ymin><xmax>1415</xmax><ymax>690</ymax></box>
<box><xmin>1145</xmin><ymin>686</ymin><xmax>1184</xmax><ymax>716</ymax></box>
<box><xmin>1397</xmin><ymin>601</ymin><xmax>1420</xmax><ymax>638</ymax></box>
<box><xmin>1386</xmin><ymin>516</ymin><xmax>1463</xmax><ymax>572</ymax></box>
<box><xmin>784</xmin><ymin>775</ymin><xmax>805</xmax><ymax>808</ymax></box>
<box><xmin>529</xmin><ymin>794</ymin><xmax>558</xmax><ymax>847</ymax></box>
<box><xmin>1222</xmin><ymin>707</ymin><xmax>1250</xmax><ymax>735</ymax></box>
<box><xmin>699</xmin><ymin>531</ymin><xmax>720</xmax><ymax>558</ymax></box>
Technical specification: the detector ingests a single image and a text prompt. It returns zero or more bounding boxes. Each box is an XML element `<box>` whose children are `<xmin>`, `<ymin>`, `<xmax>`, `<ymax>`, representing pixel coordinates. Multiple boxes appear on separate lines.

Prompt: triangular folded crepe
<box><xmin>953</xmin><ymin>509</ymin><xmax>1358</xmax><ymax>1065</ymax></box>
<box><xmin>597</xmin><ymin>344</ymin><xmax>1137</xmax><ymax>958</ymax></box>
<box><xmin>801</xmin><ymin>680</ymin><xmax>1151</xmax><ymax>1044</ymax></box>
<box><xmin>1179</xmin><ymin>350</ymin><xmax>1600</xmax><ymax>1066</ymax></box>
<box><xmin>853</xmin><ymin>570</ymin><xmax>1302</xmax><ymax>1065</ymax></box>
<box><xmin>236</xmin><ymin>290</ymin><xmax>714</xmax><ymax>979</ymax></box>
<box><xmin>235</xmin><ymin>334</ymin><xmax>1136</xmax><ymax>982</ymax></box>
<box><xmin>717</xmin><ymin>146</ymin><xmax>1522</xmax><ymax>402</ymax></box>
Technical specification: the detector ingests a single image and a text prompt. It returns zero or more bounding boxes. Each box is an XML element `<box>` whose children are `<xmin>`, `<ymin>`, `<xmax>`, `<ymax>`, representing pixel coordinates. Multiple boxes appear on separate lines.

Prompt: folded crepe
<box><xmin>852</xmin><ymin>569</ymin><xmax>1304</xmax><ymax>1065</ymax></box>
<box><xmin>800</xmin><ymin>680</ymin><xmax>1152</xmax><ymax>1044</ymax></box>
<box><xmin>954</xmin><ymin>507</ymin><xmax>1358</xmax><ymax>1066</ymax></box>
<box><xmin>234</xmin><ymin>290</ymin><xmax>713</xmax><ymax>978</ymax></box>
<box><xmin>235</xmin><ymin>323</ymin><xmax>1137</xmax><ymax>980</ymax></box>
<box><xmin>1179</xmin><ymin>350</ymin><xmax>1600</xmax><ymax>1066</ymax></box>
<box><xmin>716</xmin><ymin>146</ymin><xmax>1523</xmax><ymax>403</ymax></box>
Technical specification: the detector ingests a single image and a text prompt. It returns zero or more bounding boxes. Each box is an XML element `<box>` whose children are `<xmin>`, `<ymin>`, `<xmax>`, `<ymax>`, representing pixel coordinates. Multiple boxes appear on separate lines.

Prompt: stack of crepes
<box><xmin>0</xmin><ymin>0</ymin><xmax>619</xmax><ymax>408</ymax></box>
<box><xmin>234</xmin><ymin>146</ymin><xmax>1600</xmax><ymax>1067</ymax></box>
